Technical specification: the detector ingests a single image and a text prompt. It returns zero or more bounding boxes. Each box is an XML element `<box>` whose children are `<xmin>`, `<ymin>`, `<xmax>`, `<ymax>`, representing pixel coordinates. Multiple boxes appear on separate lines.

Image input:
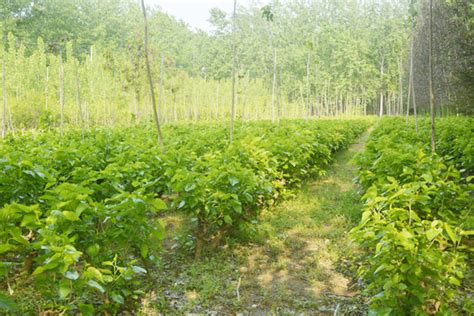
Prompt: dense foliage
<box><xmin>1</xmin><ymin>0</ymin><xmax>413</xmax><ymax>130</ymax></box>
<box><xmin>412</xmin><ymin>0</ymin><xmax>474</xmax><ymax>114</ymax></box>
<box><xmin>351</xmin><ymin>117</ymin><xmax>473</xmax><ymax>314</ymax></box>
<box><xmin>0</xmin><ymin>118</ymin><xmax>370</xmax><ymax>313</ymax></box>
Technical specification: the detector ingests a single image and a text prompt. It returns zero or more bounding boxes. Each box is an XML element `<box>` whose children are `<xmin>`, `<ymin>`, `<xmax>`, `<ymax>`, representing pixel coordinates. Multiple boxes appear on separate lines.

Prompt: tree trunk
<box><xmin>173</xmin><ymin>92</ymin><xmax>177</xmax><ymax>121</ymax></box>
<box><xmin>379</xmin><ymin>55</ymin><xmax>384</xmax><ymax>117</ymax></box>
<box><xmin>306</xmin><ymin>53</ymin><xmax>310</xmax><ymax>120</ymax></box>
<box><xmin>241</xmin><ymin>72</ymin><xmax>249</xmax><ymax>125</ymax></box>
<box><xmin>74</xmin><ymin>63</ymin><xmax>85</xmax><ymax>140</ymax></box>
<box><xmin>140</xmin><ymin>0</ymin><xmax>165</xmax><ymax>151</ymax></box>
<box><xmin>325</xmin><ymin>80</ymin><xmax>329</xmax><ymax>116</ymax></box>
<box><xmin>215</xmin><ymin>83</ymin><xmax>219</xmax><ymax>120</ymax></box>
<box><xmin>429</xmin><ymin>0</ymin><xmax>436</xmax><ymax>153</ymax></box>
<box><xmin>398</xmin><ymin>56</ymin><xmax>403</xmax><ymax>116</ymax></box>
<box><xmin>407</xmin><ymin>35</ymin><xmax>418</xmax><ymax>133</ymax></box>
<box><xmin>412</xmin><ymin>46</ymin><xmax>418</xmax><ymax>133</ymax></box>
<box><xmin>276</xmin><ymin>64</ymin><xmax>281</xmax><ymax>124</ymax></box>
<box><xmin>194</xmin><ymin>219</ymin><xmax>207</xmax><ymax>259</ymax></box>
<box><xmin>230</xmin><ymin>0</ymin><xmax>237</xmax><ymax>143</ymax></box>
<box><xmin>406</xmin><ymin>40</ymin><xmax>412</xmax><ymax>124</ymax></box>
<box><xmin>59</xmin><ymin>53</ymin><xmax>65</xmax><ymax>135</ymax></box>
<box><xmin>158</xmin><ymin>51</ymin><xmax>165</xmax><ymax>123</ymax></box>
<box><xmin>2</xmin><ymin>58</ymin><xmax>6</xmax><ymax>138</ymax></box>
<box><xmin>271</xmin><ymin>48</ymin><xmax>277</xmax><ymax>124</ymax></box>
<box><xmin>45</xmin><ymin>67</ymin><xmax>49</xmax><ymax>111</ymax></box>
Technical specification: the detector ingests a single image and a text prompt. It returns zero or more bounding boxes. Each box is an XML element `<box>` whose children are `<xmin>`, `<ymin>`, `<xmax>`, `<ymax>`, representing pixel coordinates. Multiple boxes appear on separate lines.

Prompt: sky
<box><xmin>148</xmin><ymin>0</ymin><xmax>253</xmax><ymax>32</ymax></box>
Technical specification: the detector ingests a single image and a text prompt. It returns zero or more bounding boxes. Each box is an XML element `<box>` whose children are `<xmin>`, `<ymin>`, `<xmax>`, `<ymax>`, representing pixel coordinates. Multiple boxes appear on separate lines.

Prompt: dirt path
<box><xmin>147</xmin><ymin>130</ymin><xmax>372</xmax><ymax>314</ymax></box>
<box><xmin>230</xmin><ymin>129</ymin><xmax>372</xmax><ymax>314</ymax></box>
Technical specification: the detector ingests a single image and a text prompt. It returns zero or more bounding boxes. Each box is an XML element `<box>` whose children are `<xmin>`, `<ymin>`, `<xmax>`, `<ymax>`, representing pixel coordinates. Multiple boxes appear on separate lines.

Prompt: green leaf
<box><xmin>131</xmin><ymin>265</ymin><xmax>147</xmax><ymax>274</ymax></box>
<box><xmin>448</xmin><ymin>276</ymin><xmax>460</xmax><ymax>286</ymax></box>
<box><xmin>387</xmin><ymin>176</ymin><xmax>397</xmax><ymax>184</ymax></box>
<box><xmin>62</xmin><ymin>211</ymin><xmax>80</xmax><ymax>221</ymax></box>
<box><xmin>396</xmin><ymin>230</ymin><xmax>413</xmax><ymax>247</ymax></box>
<box><xmin>0</xmin><ymin>292</ymin><xmax>17</xmax><ymax>312</ymax></box>
<box><xmin>78</xmin><ymin>303</ymin><xmax>94</xmax><ymax>316</ymax></box>
<box><xmin>32</xmin><ymin>260</ymin><xmax>58</xmax><ymax>275</ymax></box>
<box><xmin>444</xmin><ymin>224</ymin><xmax>457</xmax><ymax>243</ymax></box>
<box><xmin>426</xmin><ymin>228</ymin><xmax>440</xmax><ymax>241</ymax></box>
<box><xmin>149</xmin><ymin>198</ymin><xmax>167</xmax><ymax>211</ymax></box>
<box><xmin>140</xmin><ymin>244</ymin><xmax>149</xmax><ymax>258</ymax></box>
<box><xmin>400</xmin><ymin>264</ymin><xmax>410</xmax><ymax>273</ymax></box>
<box><xmin>110</xmin><ymin>293</ymin><xmax>124</xmax><ymax>304</ymax></box>
<box><xmin>64</xmin><ymin>270</ymin><xmax>79</xmax><ymax>280</ymax></box>
<box><xmin>59</xmin><ymin>281</ymin><xmax>71</xmax><ymax>299</ymax></box>
<box><xmin>374</xmin><ymin>264</ymin><xmax>385</xmax><ymax>275</ymax></box>
<box><xmin>361</xmin><ymin>210</ymin><xmax>372</xmax><ymax>224</ymax></box>
<box><xmin>86</xmin><ymin>244</ymin><xmax>100</xmax><ymax>257</ymax></box>
<box><xmin>0</xmin><ymin>244</ymin><xmax>13</xmax><ymax>254</ymax></box>
<box><xmin>86</xmin><ymin>267</ymin><xmax>104</xmax><ymax>282</ymax></box>
<box><xmin>232</xmin><ymin>202</ymin><xmax>242</xmax><ymax>213</ymax></box>
<box><xmin>20</xmin><ymin>214</ymin><xmax>39</xmax><ymax>227</ymax></box>
<box><xmin>228</xmin><ymin>176</ymin><xmax>239</xmax><ymax>186</ymax></box>
<box><xmin>87</xmin><ymin>280</ymin><xmax>105</xmax><ymax>293</ymax></box>
<box><xmin>223</xmin><ymin>215</ymin><xmax>233</xmax><ymax>224</ymax></box>
<box><xmin>184</xmin><ymin>183</ymin><xmax>196</xmax><ymax>192</ymax></box>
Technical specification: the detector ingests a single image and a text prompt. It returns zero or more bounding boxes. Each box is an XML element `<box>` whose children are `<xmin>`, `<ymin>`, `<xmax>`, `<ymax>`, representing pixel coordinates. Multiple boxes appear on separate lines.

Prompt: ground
<box><xmin>143</xmin><ymin>130</ymin><xmax>372</xmax><ymax>315</ymax></box>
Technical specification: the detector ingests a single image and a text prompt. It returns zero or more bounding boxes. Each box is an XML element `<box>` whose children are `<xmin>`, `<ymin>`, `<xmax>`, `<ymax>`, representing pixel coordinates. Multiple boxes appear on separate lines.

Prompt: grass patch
<box><xmin>143</xmin><ymin>130</ymin><xmax>372</xmax><ymax>314</ymax></box>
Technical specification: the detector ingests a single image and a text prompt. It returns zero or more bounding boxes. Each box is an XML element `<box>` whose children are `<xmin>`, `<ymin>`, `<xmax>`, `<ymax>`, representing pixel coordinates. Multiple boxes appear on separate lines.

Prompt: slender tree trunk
<box><xmin>406</xmin><ymin>38</ymin><xmax>413</xmax><ymax>124</ymax></box>
<box><xmin>407</xmin><ymin>35</ymin><xmax>419</xmax><ymax>133</ymax></box>
<box><xmin>398</xmin><ymin>56</ymin><xmax>403</xmax><ymax>116</ymax></box>
<box><xmin>276</xmin><ymin>64</ymin><xmax>281</xmax><ymax>124</ymax></box>
<box><xmin>230</xmin><ymin>0</ymin><xmax>237</xmax><ymax>143</ymax></box>
<box><xmin>216</xmin><ymin>83</ymin><xmax>220</xmax><ymax>120</ymax></box>
<box><xmin>45</xmin><ymin>67</ymin><xmax>49</xmax><ymax>111</ymax></box>
<box><xmin>59</xmin><ymin>53</ymin><xmax>65</xmax><ymax>135</ymax></box>
<box><xmin>306</xmin><ymin>53</ymin><xmax>310</xmax><ymax>120</ymax></box>
<box><xmin>429</xmin><ymin>0</ymin><xmax>436</xmax><ymax>153</ymax></box>
<box><xmin>158</xmin><ymin>51</ymin><xmax>165</xmax><ymax>123</ymax></box>
<box><xmin>191</xmin><ymin>80</ymin><xmax>196</xmax><ymax>121</ymax></box>
<box><xmin>102</xmin><ymin>74</ymin><xmax>108</xmax><ymax>125</ymax></box>
<box><xmin>2</xmin><ymin>58</ymin><xmax>6</xmax><ymax>138</ymax></box>
<box><xmin>388</xmin><ymin>92</ymin><xmax>392</xmax><ymax>116</ymax></box>
<box><xmin>379</xmin><ymin>55</ymin><xmax>384</xmax><ymax>117</ymax></box>
<box><xmin>271</xmin><ymin>48</ymin><xmax>277</xmax><ymax>124</ymax></box>
<box><xmin>134</xmin><ymin>91</ymin><xmax>139</xmax><ymax>122</ymax></box>
<box><xmin>325</xmin><ymin>80</ymin><xmax>329</xmax><ymax>116</ymax></box>
<box><xmin>412</xmin><ymin>69</ymin><xmax>418</xmax><ymax>133</ymax></box>
<box><xmin>74</xmin><ymin>63</ymin><xmax>85</xmax><ymax>140</ymax></box>
<box><xmin>299</xmin><ymin>83</ymin><xmax>304</xmax><ymax>118</ymax></box>
<box><xmin>173</xmin><ymin>93</ymin><xmax>177</xmax><ymax>121</ymax></box>
<box><xmin>241</xmin><ymin>72</ymin><xmax>249</xmax><ymax>125</ymax></box>
<box><xmin>363</xmin><ymin>97</ymin><xmax>367</xmax><ymax>116</ymax></box>
<box><xmin>140</xmin><ymin>0</ymin><xmax>165</xmax><ymax>151</ymax></box>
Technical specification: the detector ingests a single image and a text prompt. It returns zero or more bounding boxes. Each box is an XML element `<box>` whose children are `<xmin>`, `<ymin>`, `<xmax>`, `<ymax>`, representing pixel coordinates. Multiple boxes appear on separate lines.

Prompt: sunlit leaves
<box><xmin>351</xmin><ymin>117</ymin><xmax>472</xmax><ymax>314</ymax></box>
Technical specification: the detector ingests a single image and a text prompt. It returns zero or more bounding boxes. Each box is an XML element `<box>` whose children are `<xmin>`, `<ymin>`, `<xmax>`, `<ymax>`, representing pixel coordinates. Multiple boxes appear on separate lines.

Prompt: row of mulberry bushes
<box><xmin>170</xmin><ymin>119</ymin><xmax>370</xmax><ymax>257</ymax></box>
<box><xmin>0</xmin><ymin>118</ymin><xmax>370</xmax><ymax>313</ymax></box>
<box><xmin>351</xmin><ymin>117</ymin><xmax>473</xmax><ymax>315</ymax></box>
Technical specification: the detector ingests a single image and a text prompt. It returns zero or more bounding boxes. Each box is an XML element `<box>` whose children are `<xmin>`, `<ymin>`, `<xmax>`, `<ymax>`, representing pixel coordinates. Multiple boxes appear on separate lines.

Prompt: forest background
<box><xmin>0</xmin><ymin>0</ymin><xmax>472</xmax><ymax>131</ymax></box>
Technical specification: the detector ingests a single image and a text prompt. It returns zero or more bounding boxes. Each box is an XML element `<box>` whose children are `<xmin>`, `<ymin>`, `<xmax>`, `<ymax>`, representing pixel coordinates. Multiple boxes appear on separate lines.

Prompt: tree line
<box><xmin>0</xmin><ymin>0</ymin><xmax>471</xmax><ymax>133</ymax></box>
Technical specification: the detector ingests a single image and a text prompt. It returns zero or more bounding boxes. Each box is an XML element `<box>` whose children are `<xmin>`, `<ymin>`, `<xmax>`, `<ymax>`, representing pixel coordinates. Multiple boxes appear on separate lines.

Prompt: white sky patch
<box><xmin>147</xmin><ymin>0</ymin><xmax>257</xmax><ymax>31</ymax></box>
